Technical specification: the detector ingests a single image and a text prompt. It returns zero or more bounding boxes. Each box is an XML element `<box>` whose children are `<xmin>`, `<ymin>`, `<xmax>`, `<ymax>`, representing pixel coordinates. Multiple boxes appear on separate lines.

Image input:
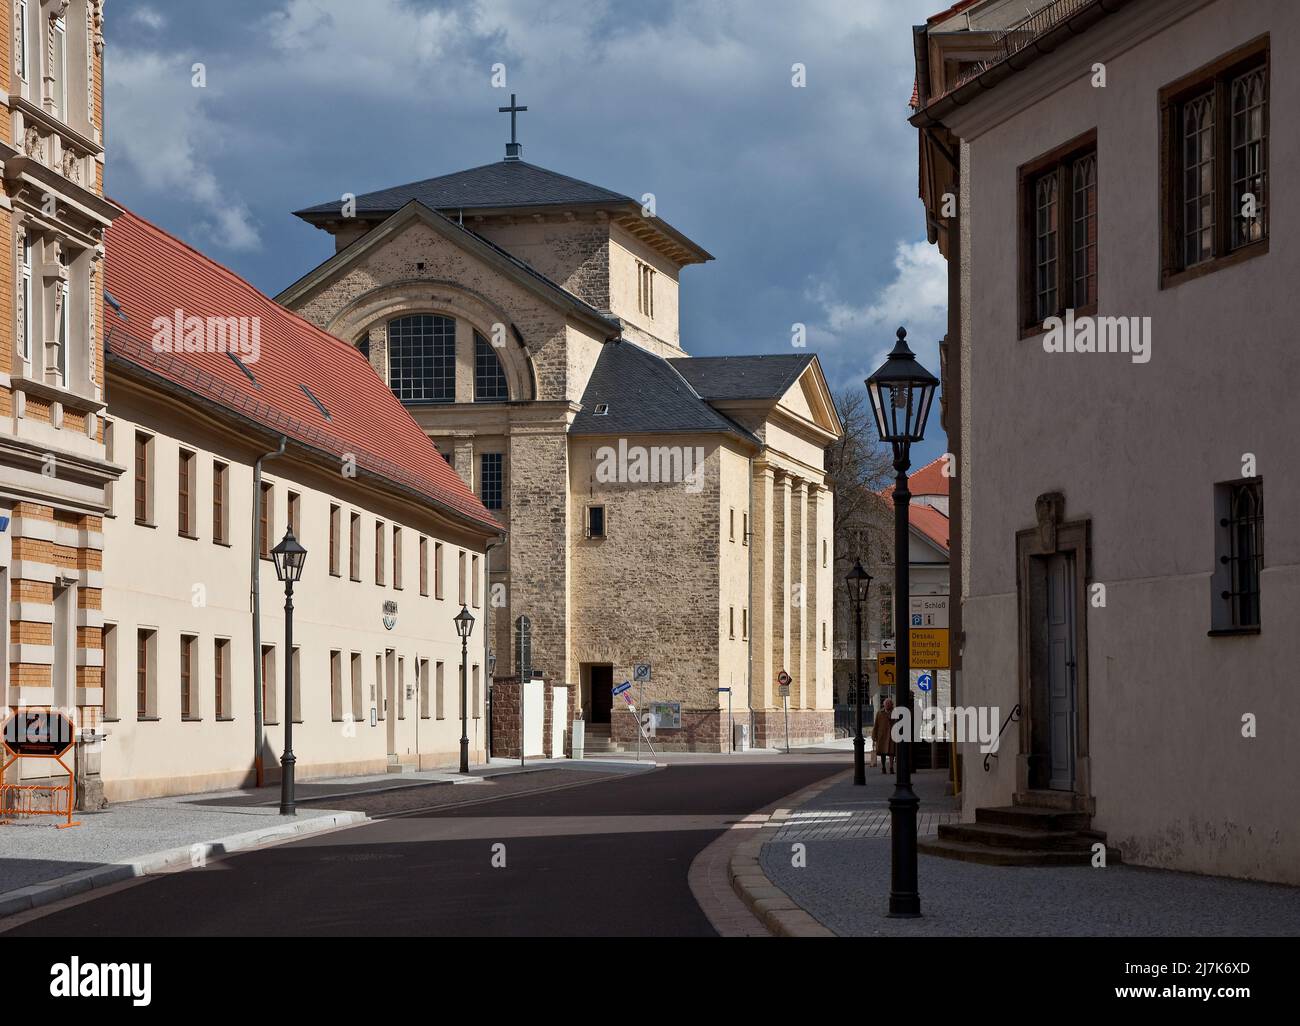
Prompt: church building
<box><xmin>278</xmin><ymin>117</ymin><xmax>843</xmax><ymax>750</ymax></box>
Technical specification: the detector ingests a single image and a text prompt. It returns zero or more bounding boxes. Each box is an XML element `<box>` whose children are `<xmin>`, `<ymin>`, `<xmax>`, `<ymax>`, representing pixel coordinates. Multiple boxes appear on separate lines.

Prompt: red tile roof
<box><xmin>909</xmin><ymin>503</ymin><xmax>950</xmax><ymax>553</ymax></box>
<box><xmin>927</xmin><ymin>0</ymin><xmax>983</xmax><ymax>24</ymax></box>
<box><xmin>104</xmin><ymin>205</ymin><xmax>502</xmax><ymax>535</ymax></box>
<box><xmin>882</xmin><ymin>454</ymin><xmax>950</xmax><ymax>501</ymax></box>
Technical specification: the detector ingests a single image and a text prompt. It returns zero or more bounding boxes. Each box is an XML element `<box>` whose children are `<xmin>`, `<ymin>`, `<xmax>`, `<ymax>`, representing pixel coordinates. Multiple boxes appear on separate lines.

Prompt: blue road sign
<box><xmin>612</xmin><ymin>681</ymin><xmax>632</xmax><ymax>696</ymax></box>
<box><xmin>917</xmin><ymin>672</ymin><xmax>933</xmax><ymax>693</ymax></box>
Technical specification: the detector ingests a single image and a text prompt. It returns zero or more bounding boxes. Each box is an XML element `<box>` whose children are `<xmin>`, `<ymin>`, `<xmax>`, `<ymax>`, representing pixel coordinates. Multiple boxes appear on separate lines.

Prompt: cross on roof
<box><xmin>498</xmin><ymin>93</ymin><xmax>528</xmax><ymax>160</ymax></box>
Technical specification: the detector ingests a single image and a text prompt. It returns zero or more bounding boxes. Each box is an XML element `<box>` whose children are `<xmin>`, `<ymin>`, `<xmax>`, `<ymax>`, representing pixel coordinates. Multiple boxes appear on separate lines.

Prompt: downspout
<box><xmin>483</xmin><ymin>536</ymin><xmax>503</xmax><ymax>761</ymax></box>
<box><xmin>251</xmin><ymin>436</ymin><xmax>287</xmax><ymax>787</ymax></box>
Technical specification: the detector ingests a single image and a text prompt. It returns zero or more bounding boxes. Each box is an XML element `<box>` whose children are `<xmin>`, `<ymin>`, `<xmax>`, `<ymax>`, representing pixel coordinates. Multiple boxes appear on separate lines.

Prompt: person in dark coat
<box><xmin>871</xmin><ymin>697</ymin><xmax>896</xmax><ymax>774</ymax></box>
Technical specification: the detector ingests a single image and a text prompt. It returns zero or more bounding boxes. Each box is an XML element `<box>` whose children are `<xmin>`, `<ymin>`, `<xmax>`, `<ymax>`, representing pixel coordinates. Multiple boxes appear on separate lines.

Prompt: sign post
<box><xmin>1</xmin><ymin>709</ymin><xmax>80</xmax><ymax>828</ymax></box>
<box><xmin>615</xmin><ymin>682</ymin><xmax>656</xmax><ymax>758</ymax></box>
<box><xmin>777</xmin><ymin>670</ymin><xmax>792</xmax><ymax>754</ymax></box>
<box><xmin>908</xmin><ymin>596</ymin><xmax>951</xmax><ymax>768</ymax></box>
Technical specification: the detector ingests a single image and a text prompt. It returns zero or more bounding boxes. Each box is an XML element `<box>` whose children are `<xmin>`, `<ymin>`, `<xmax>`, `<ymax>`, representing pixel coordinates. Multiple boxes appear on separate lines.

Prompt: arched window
<box><xmin>389</xmin><ymin>314</ymin><xmax>455</xmax><ymax>402</ymax></box>
<box><xmin>474</xmin><ymin>332</ymin><xmax>509</xmax><ymax>402</ymax></box>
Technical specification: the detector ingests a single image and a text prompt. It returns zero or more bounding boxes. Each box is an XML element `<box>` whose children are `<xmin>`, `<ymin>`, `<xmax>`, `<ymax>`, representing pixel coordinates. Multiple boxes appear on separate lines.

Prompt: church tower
<box><xmin>278</xmin><ymin>105</ymin><xmax>842</xmax><ymax>752</ymax></box>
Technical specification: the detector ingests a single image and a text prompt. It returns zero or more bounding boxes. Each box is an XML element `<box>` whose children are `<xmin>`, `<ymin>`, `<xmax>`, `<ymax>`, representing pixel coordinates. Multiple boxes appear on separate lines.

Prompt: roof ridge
<box><xmin>627</xmin><ymin>341</ymin><xmax>764</xmax><ymax>446</ymax></box>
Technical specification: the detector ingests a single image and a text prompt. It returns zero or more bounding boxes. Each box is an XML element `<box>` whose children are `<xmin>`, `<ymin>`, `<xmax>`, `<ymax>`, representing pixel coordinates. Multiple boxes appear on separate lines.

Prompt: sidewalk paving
<box><xmin>757</xmin><ymin>768</ymin><xmax>1300</xmax><ymax>936</ymax></box>
<box><xmin>0</xmin><ymin>754</ymin><xmax>650</xmax><ymax>919</ymax></box>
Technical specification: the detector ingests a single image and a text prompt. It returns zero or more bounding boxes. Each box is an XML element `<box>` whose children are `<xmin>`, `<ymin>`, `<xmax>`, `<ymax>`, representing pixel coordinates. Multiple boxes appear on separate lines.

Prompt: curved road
<box><xmin>6</xmin><ymin>756</ymin><xmax>845</xmax><ymax>937</ymax></box>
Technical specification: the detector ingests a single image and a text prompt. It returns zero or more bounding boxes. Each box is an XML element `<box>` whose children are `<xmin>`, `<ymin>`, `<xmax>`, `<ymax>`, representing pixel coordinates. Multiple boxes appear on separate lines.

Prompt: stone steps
<box><xmin>919</xmin><ymin>801</ymin><xmax>1121</xmax><ymax>867</ymax></box>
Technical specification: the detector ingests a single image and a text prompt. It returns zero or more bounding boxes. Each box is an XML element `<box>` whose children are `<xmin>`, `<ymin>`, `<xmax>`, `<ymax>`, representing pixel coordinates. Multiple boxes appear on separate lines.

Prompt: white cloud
<box><xmin>807</xmin><ymin>239</ymin><xmax>948</xmax><ymax>385</ymax></box>
<box><xmin>128</xmin><ymin>6</ymin><xmax>166</xmax><ymax>32</ymax></box>
<box><xmin>106</xmin><ymin>51</ymin><xmax>261</xmax><ymax>251</ymax></box>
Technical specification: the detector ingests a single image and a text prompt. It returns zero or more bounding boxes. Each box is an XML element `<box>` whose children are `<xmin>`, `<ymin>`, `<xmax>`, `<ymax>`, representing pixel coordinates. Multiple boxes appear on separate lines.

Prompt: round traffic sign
<box><xmin>917</xmin><ymin>673</ymin><xmax>933</xmax><ymax>693</ymax></box>
<box><xmin>2</xmin><ymin>709</ymin><xmax>77</xmax><ymax>758</ymax></box>
<box><xmin>777</xmin><ymin>670</ymin><xmax>792</xmax><ymax>686</ymax></box>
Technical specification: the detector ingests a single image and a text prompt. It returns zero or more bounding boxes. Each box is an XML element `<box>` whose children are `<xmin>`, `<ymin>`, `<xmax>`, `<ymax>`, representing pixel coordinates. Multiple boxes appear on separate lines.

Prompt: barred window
<box><xmin>1161</xmin><ymin>40</ymin><xmax>1268</xmax><ymax>285</ymax></box>
<box><xmin>388</xmin><ymin>314</ymin><xmax>455</xmax><ymax>402</ymax></box>
<box><xmin>1213</xmin><ymin>479</ymin><xmax>1263</xmax><ymax>632</ymax></box>
<box><xmin>474</xmin><ymin>333</ymin><xmax>509</xmax><ymax>402</ymax></box>
<box><xmin>480</xmin><ymin>453</ymin><xmax>503</xmax><ymax>510</ymax></box>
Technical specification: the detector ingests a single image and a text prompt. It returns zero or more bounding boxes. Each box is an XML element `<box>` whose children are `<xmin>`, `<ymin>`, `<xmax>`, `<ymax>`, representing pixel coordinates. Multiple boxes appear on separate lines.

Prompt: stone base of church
<box><xmin>607</xmin><ymin>707</ymin><xmax>834</xmax><ymax>752</ymax></box>
<box><xmin>749</xmin><ymin>708</ymin><xmax>835</xmax><ymax>750</ymax></box>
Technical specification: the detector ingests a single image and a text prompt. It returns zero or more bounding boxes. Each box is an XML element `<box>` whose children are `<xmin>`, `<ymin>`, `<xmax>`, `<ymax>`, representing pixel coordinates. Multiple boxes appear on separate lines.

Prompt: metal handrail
<box><xmin>995</xmin><ymin>0</ymin><xmax>1094</xmax><ymax>61</ymax></box>
<box><xmin>983</xmin><ymin>703</ymin><xmax>1021</xmax><ymax>772</ymax></box>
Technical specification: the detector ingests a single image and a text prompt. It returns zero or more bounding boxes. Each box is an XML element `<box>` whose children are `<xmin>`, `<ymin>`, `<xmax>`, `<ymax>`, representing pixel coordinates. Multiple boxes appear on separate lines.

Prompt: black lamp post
<box><xmin>866</xmin><ymin>326</ymin><xmax>938</xmax><ymax>918</ymax></box>
<box><xmin>454</xmin><ymin>605</ymin><xmax>475</xmax><ymax>773</ymax></box>
<box><xmin>271</xmin><ymin>527</ymin><xmax>308</xmax><ymax>816</ymax></box>
<box><xmin>847</xmin><ymin>559</ymin><xmax>872</xmax><ymax>786</ymax></box>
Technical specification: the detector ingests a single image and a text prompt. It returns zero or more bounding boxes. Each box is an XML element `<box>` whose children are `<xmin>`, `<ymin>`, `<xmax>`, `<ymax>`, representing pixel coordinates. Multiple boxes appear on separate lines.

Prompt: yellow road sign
<box><xmin>909</xmin><ymin>628</ymin><xmax>950</xmax><ymax>669</ymax></box>
<box><xmin>878</xmin><ymin>653</ymin><xmax>896</xmax><ymax>686</ymax></box>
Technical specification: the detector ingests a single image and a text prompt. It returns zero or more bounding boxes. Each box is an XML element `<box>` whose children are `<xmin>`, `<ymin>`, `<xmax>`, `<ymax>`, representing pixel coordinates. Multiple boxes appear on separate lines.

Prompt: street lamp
<box><xmin>866</xmin><ymin>326</ymin><xmax>938</xmax><ymax>918</ymax></box>
<box><xmin>846</xmin><ymin>559</ymin><xmax>872</xmax><ymax>786</ymax></box>
<box><xmin>271</xmin><ymin>527</ymin><xmax>307</xmax><ymax>816</ymax></box>
<box><xmin>453</xmin><ymin>605</ymin><xmax>475</xmax><ymax>773</ymax></box>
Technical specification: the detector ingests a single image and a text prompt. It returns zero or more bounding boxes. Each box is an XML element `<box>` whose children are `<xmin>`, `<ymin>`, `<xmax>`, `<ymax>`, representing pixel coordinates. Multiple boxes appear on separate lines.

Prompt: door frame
<box><xmin>1015</xmin><ymin>493</ymin><xmax>1093</xmax><ymax>813</ymax></box>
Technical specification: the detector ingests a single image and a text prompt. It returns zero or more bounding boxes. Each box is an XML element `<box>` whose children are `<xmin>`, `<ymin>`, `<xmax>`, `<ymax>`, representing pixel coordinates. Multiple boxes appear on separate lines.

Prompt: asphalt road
<box><xmin>6</xmin><ymin>757</ymin><xmax>844</xmax><ymax>937</ymax></box>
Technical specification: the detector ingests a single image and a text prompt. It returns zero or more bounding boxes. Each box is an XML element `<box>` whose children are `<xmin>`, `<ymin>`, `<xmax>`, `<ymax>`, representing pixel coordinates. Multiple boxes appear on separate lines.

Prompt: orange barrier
<box><xmin>0</xmin><ymin>754</ymin><xmax>80</xmax><ymax>828</ymax></box>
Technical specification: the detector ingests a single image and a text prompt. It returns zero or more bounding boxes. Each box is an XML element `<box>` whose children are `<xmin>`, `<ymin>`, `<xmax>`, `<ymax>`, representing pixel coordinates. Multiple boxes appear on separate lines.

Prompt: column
<box><xmin>771</xmin><ymin>470</ymin><xmax>791</xmax><ymax>708</ymax></box>
<box><xmin>750</xmin><ymin>462</ymin><xmax>775</xmax><ymax>711</ymax></box>
<box><xmin>804</xmin><ymin>483</ymin><xmax>821</xmax><ymax>710</ymax></box>
<box><xmin>790</xmin><ymin>476</ymin><xmax>807</xmax><ymax>710</ymax></box>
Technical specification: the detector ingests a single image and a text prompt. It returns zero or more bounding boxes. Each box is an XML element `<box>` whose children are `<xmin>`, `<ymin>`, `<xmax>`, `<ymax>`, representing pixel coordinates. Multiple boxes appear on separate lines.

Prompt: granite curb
<box><xmin>0</xmin><ymin>809</ymin><xmax>367</xmax><ymax>921</ymax></box>
<box><xmin>726</xmin><ymin>769</ymin><xmax>849</xmax><ymax>937</ymax></box>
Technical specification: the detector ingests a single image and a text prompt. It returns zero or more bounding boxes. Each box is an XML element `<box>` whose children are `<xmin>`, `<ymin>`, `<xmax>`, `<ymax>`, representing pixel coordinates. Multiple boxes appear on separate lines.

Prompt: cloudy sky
<box><xmin>105</xmin><ymin>0</ymin><xmax>949</xmax><ymax>467</ymax></box>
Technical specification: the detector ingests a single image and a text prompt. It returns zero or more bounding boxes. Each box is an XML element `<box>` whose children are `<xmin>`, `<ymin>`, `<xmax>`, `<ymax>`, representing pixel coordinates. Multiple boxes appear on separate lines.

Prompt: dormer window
<box><xmin>593</xmin><ymin>402</ymin><xmax>609</xmax><ymax>416</ymax></box>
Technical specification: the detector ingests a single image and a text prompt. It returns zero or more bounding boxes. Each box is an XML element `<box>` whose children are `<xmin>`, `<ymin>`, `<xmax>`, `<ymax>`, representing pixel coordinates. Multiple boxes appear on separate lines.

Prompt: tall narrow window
<box><xmin>472</xmin><ymin>554</ymin><xmax>480</xmax><ymax>608</ymax></box>
<box><xmin>480</xmin><ymin>453</ymin><xmax>503</xmax><ymax>510</ymax></box>
<box><xmin>397</xmin><ymin>656</ymin><xmax>406</xmax><ymax>720</ymax></box>
<box><xmin>259</xmin><ymin>482</ymin><xmax>273</xmax><ymax>557</ymax></box>
<box><xmin>136</xmin><ymin>628</ymin><xmax>155</xmax><ymax>719</ymax></box>
<box><xmin>214</xmin><ymin>638</ymin><xmax>230</xmax><ymax>719</ymax></box>
<box><xmin>51</xmin><ymin>15</ymin><xmax>67</xmax><ymax>119</ymax></box>
<box><xmin>212</xmin><ymin>462</ymin><xmax>228</xmax><ymax>543</ymax></box>
<box><xmin>458</xmin><ymin>550</ymin><xmax>466</xmax><ymax>604</ymax></box>
<box><xmin>329</xmin><ymin>504</ymin><xmax>341</xmax><ymax>575</ymax></box>
<box><xmin>292</xmin><ymin>647</ymin><xmax>302</xmax><ymax>723</ymax></box>
<box><xmin>180</xmin><ymin>634</ymin><xmax>196</xmax><ymax>719</ymax></box>
<box><xmin>419</xmin><ymin>659</ymin><xmax>430</xmax><ymax>719</ymax></box>
<box><xmin>330</xmin><ymin>650</ymin><xmax>343</xmax><ymax>722</ymax></box>
<box><xmin>57</xmin><ymin>274</ymin><xmax>69</xmax><ymax>383</ymax></box>
<box><xmin>434</xmin><ymin>541</ymin><xmax>444</xmax><ymax>599</ymax></box>
<box><xmin>1214</xmin><ymin>480</ymin><xmax>1263</xmax><ymax>631</ymax></box>
<box><xmin>17</xmin><ymin>2</ymin><xmax>27</xmax><ymax>82</ymax></box>
<box><xmin>375</xmin><ymin>521</ymin><xmax>386</xmax><ymax>585</ymax></box>
<box><xmin>178</xmin><ymin>450</ymin><xmax>195</xmax><ymax>537</ymax></box>
<box><xmin>435</xmin><ymin>661</ymin><xmax>445</xmax><ymax>719</ymax></box>
<box><xmin>1019</xmin><ymin>132</ymin><xmax>1098</xmax><ymax>331</ymax></box>
<box><xmin>1161</xmin><ymin>40</ymin><xmax>1269</xmax><ymax>285</ymax></box>
<box><xmin>261</xmin><ymin>645</ymin><xmax>277</xmax><ymax>724</ymax></box>
<box><xmin>388</xmin><ymin>314</ymin><xmax>455</xmax><ymax>402</ymax></box>
<box><xmin>393</xmin><ymin>526</ymin><xmax>403</xmax><ymax>589</ymax></box>
<box><xmin>637</xmin><ymin>260</ymin><xmax>655</xmax><ymax>318</ymax></box>
<box><xmin>419</xmin><ymin>537</ymin><xmax>429</xmax><ymax>596</ymax></box>
<box><xmin>350</xmin><ymin>652</ymin><xmax>363</xmax><ymax>724</ymax></box>
<box><xmin>134</xmin><ymin>432</ymin><xmax>152</xmax><ymax>524</ymax></box>
<box><xmin>18</xmin><ymin>231</ymin><xmax>32</xmax><ymax>361</ymax></box>
<box><xmin>102</xmin><ymin>623</ymin><xmax>118</xmax><ymax>720</ymax></box>
<box><xmin>288</xmin><ymin>491</ymin><xmax>301</xmax><ymax>536</ymax></box>
<box><xmin>472</xmin><ymin>665</ymin><xmax>481</xmax><ymax>720</ymax></box>
<box><xmin>349</xmin><ymin>512</ymin><xmax>361</xmax><ymax>581</ymax></box>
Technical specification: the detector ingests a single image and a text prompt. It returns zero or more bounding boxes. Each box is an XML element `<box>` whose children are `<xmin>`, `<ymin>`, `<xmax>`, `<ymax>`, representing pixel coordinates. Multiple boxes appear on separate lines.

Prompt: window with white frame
<box><xmin>18</xmin><ymin>231</ymin><xmax>32</xmax><ymax>363</ymax></box>
<box><xmin>51</xmin><ymin>13</ymin><xmax>67</xmax><ymax>120</ymax></box>
<box><xmin>17</xmin><ymin>2</ymin><xmax>28</xmax><ymax>82</ymax></box>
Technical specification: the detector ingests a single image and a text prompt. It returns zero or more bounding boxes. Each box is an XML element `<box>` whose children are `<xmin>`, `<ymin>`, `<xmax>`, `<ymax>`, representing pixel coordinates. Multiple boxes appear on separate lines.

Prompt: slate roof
<box><xmin>570</xmin><ymin>340</ymin><xmax>759</xmax><ymax>445</ymax></box>
<box><xmin>104</xmin><ymin>205</ymin><xmax>503</xmax><ymax>535</ymax></box>
<box><xmin>294</xmin><ymin>160</ymin><xmax>633</xmax><ymax>220</ymax></box>
<box><xmin>667</xmin><ymin>353</ymin><xmax>815</xmax><ymax>401</ymax></box>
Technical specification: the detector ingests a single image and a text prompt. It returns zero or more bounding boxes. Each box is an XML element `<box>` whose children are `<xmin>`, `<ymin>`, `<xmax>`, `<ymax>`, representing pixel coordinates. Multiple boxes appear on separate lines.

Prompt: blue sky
<box><xmin>106</xmin><ymin>0</ymin><xmax>949</xmax><ymax>467</ymax></box>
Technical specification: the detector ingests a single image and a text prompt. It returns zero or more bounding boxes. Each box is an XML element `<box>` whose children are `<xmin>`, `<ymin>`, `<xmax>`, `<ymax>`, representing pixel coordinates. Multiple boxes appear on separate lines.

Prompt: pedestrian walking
<box><xmin>872</xmin><ymin>698</ymin><xmax>896</xmax><ymax>774</ymax></box>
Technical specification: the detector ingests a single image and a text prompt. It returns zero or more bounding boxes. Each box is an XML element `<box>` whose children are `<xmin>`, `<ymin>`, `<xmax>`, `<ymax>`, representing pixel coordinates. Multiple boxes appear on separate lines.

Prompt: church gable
<box><xmin>276</xmin><ymin>202</ymin><xmax>619</xmax><ymax>403</ymax></box>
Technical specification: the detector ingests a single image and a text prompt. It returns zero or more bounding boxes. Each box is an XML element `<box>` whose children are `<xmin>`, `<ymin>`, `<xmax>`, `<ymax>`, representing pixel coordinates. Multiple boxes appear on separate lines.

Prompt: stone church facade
<box><xmin>278</xmin><ymin>147</ymin><xmax>842</xmax><ymax>751</ymax></box>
